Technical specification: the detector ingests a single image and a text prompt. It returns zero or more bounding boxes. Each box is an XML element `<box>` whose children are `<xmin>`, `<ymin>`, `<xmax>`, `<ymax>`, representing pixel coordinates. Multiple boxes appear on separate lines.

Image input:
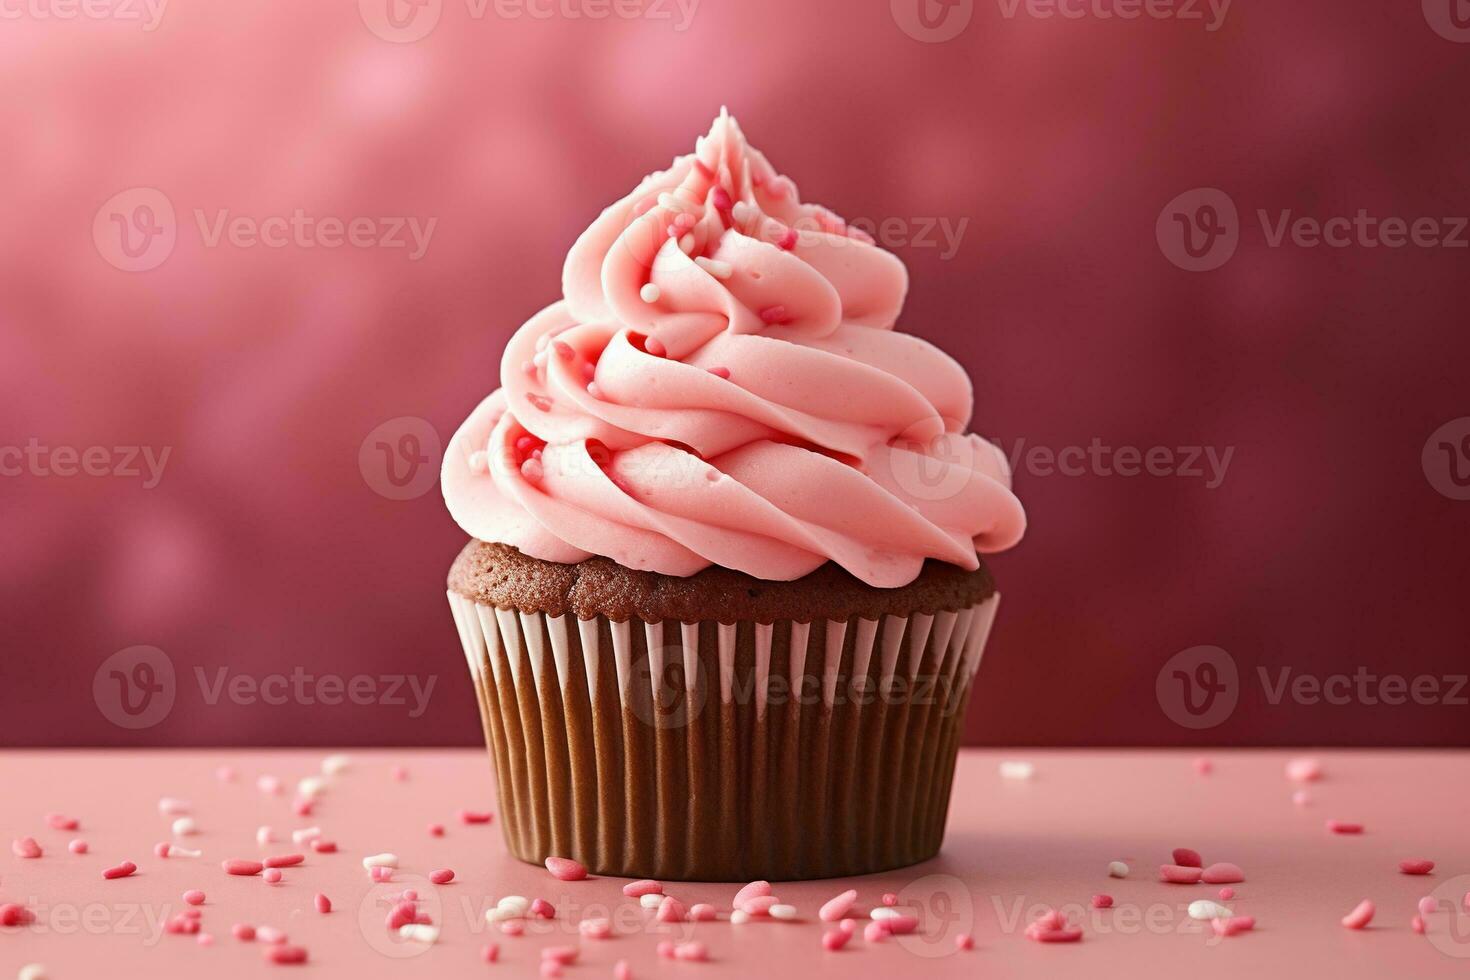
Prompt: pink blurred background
<box><xmin>4</xmin><ymin>1</ymin><xmax>1469</xmax><ymax>747</ymax></box>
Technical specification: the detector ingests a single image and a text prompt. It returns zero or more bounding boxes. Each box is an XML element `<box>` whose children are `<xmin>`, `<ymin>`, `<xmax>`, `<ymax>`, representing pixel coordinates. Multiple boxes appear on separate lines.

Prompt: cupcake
<box><xmin>443</xmin><ymin>110</ymin><xmax>1024</xmax><ymax>881</ymax></box>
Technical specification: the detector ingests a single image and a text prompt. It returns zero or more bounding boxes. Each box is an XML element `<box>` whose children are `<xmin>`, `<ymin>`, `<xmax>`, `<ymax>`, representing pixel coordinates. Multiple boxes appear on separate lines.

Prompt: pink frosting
<box><xmin>442</xmin><ymin>111</ymin><xmax>1024</xmax><ymax>588</ymax></box>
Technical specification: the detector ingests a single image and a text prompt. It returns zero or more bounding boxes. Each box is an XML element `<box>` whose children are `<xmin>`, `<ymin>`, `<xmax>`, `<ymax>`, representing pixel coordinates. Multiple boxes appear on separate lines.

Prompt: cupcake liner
<box><xmin>448</xmin><ymin>591</ymin><xmax>999</xmax><ymax>881</ymax></box>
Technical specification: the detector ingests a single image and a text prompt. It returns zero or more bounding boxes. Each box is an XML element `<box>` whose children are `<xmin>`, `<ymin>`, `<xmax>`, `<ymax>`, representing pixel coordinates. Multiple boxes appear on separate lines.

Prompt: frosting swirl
<box><xmin>443</xmin><ymin>111</ymin><xmax>1025</xmax><ymax>588</ymax></box>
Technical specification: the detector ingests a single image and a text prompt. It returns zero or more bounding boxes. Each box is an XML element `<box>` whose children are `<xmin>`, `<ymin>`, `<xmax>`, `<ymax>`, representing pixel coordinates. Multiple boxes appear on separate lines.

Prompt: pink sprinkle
<box><xmin>1286</xmin><ymin>757</ymin><xmax>1323</xmax><ymax>783</ymax></box>
<box><xmin>1193</xmin><ymin>757</ymin><xmax>1214</xmax><ymax>775</ymax></box>
<box><xmin>103</xmin><ymin>861</ymin><xmax>137</xmax><ymax>880</ymax></box>
<box><xmin>673</xmin><ymin>942</ymin><xmax>709</xmax><ymax>962</ymax></box>
<box><xmin>881</xmin><ymin>893</ymin><xmax>898</xmax><ymax>906</ymax></box>
<box><xmin>955</xmin><ymin>933</ymin><xmax>975</xmax><ymax>951</ymax></box>
<box><xmin>1400</xmin><ymin>859</ymin><xmax>1435</xmax><ymax>875</ymax></box>
<box><xmin>707</xmin><ymin>366</ymin><xmax>730</xmax><ymax>379</ymax></box>
<box><xmin>540</xmin><ymin>962</ymin><xmax>562</xmax><ymax>977</ymax></box>
<box><xmin>224</xmin><ymin>859</ymin><xmax>264</xmax><ymax>876</ymax></box>
<box><xmin>614</xmin><ymin>960</ymin><xmax>631</xmax><ymax>980</ymax></box>
<box><xmin>1172</xmin><ymin>848</ymin><xmax>1203</xmax><ymax>868</ymax></box>
<box><xmin>265</xmin><ymin>854</ymin><xmax>304</xmax><ymax>868</ymax></box>
<box><xmin>428</xmin><ymin>823</ymin><xmax>445</xmax><ymax>837</ymax></box>
<box><xmin>1293</xmin><ymin>789</ymin><xmax>1312</xmax><ymax>806</ymax></box>
<box><xmin>1418</xmin><ymin>897</ymin><xmax>1438</xmax><ymax>917</ymax></box>
<box><xmin>1327</xmin><ymin>820</ymin><xmax>1364</xmax><ymax>834</ymax></box>
<box><xmin>69</xmin><ymin>839</ymin><xmax>88</xmax><ymax>855</ymax></box>
<box><xmin>580</xmin><ymin>917</ymin><xmax>612</xmax><ymax>939</ymax></box>
<box><xmin>758</xmin><ymin>305</ymin><xmax>788</xmax><ymax>324</ymax></box>
<box><xmin>1219</xmin><ymin>887</ymin><xmax>1236</xmax><ymax>900</ymax></box>
<box><xmin>688</xmin><ymin>903</ymin><xmax>717</xmax><ymax>922</ymax></box>
<box><xmin>863</xmin><ymin>921</ymin><xmax>890</xmax><ymax>943</ymax></box>
<box><xmin>839</xmin><ymin>918</ymin><xmax>857</xmax><ymax>934</ymax></box>
<box><xmin>392</xmin><ymin>765</ymin><xmax>409</xmax><ymax>781</ymax></box>
<box><xmin>819</xmin><ymin>889</ymin><xmax>857</xmax><ymax>922</ymax></box>
<box><xmin>1201</xmin><ymin>862</ymin><xmax>1245</xmax><ymax>884</ymax></box>
<box><xmin>545</xmin><ymin>856</ymin><xmax>588</xmax><ymax>881</ymax></box>
<box><xmin>263</xmin><ymin>868</ymin><xmax>283</xmax><ymax>884</ymax></box>
<box><xmin>46</xmin><ymin>813</ymin><xmax>80</xmax><ymax>831</ymax></box>
<box><xmin>385</xmin><ymin>901</ymin><xmax>417</xmax><ymax>930</ymax></box>
<box><xmin>429</xmin><ymin>868</ymin><xmax>455</xmax><ymax>885</ymax></box>
<box><xmin>183</xmin><ymin>890</ymin><xmax>206</xmax><ymax>906</ymax></box>
<box><xmin>310</xmin><ymin>840</ymin><xmax>337</xmax><ymax>853</ymax></box>
<box><xmin>1341</xmin><ymin>900</ymin><xmax>1375</xmax><ymax>930</ymax></box>
<box><xmin>882</xmin><ymin>915</ymin><xmax>920</xmax><ymax>935</ymax></box>
<box><xmin>264</xmin><ymin>945</ymin><xmax>308</xmax><ymax>965</ymax></box>
<box><xmin>776</xmin><ymin>227</ymin><xmax>798</xmax><ymax>251</ymax></box>
<box><xmin>1212</xmin><ymin>915</ymin><xmax>1255</xmax><ymax>937</ymax></box>
<box><xmin>1160</xmin><ymin>864</ymin><xmax>1204</xmax><ymax>884</ymax></box>
<box><xmin>233</xmin><ymin>923</ymin><xmax>257</xmax><ymax>941</ymax></box>
<box><xmin>656</xmin><ymin>940</ymin><xmax>675</xmax><ymax>959</ymax></box>
<box><xmin>481</xmin><ymin>943</ymin><xmax>499</xmax><ymax>963</ymax></box>
<box><xmin>656</xmin><ymin>896</ymin><xmax>687</xmax><ymax>923</ymax></box>
<box><xmin>623</xmin><ymin>879</ymin><xmax>663</xmax><ymax>898</ymax></box>
<box><xmin>371</xmin><ymin>865</ymin><xmax>393</xmax><ymax>882</ymax></box>
<box><xmin>402</xmin><ymin>890</ymin><xmax>418</xmax><ymax>902</ymax></box>
<box><xmin>197</xmin><ymin>932</ymin><xmax>215</xmax><ymax>946</ymax></box>
<box><xmin>216</xmin><ymin>766</ymin><xmax>236</xmax><ymax>782</ymax></box>
<box><xmin>155</xmin><ymin>841</ymin><xmax>172</xmax><ymax>858</ymax></box>
<box><xmin>530</xmin><ymin>898</ymin><xmax>555</xmax><ymax>918</ymax></box>
<box><xmin>734</xmin><ymin>880</ymin><xmax>771</xmax><ymax>906</ymax></box>
<box><xmin>500</xmin><ymin>920</ymin><xmax>524</xmax><ymax>936</ymax></box>
<box><xmin>542</xmin><ymin>946</ymin><xmax>579</xmax><ymax>965</ymax></box>
<box><xmin>739</xmin><ymin>895</ymin><xmax>779</xmax><ymax>916</ymax></box>
<box><xmin>822</xmin><ymin>929</ymin><xmax>850</xmax><ymax>951</ymax></box>
<box><xmin>643</xmin><ymin>336</ymin><xmax>666</xmax><ymax>357</ymax></box>
<box><xmin>1091</xmin><ymin>895</ymin><xmax>1114</xmax><ymax>909</ymax></box>
<box><xmin>1029</xmin><ymin>927</ymin><xmax>1084</xmax><ymax>943</ymax></box>
<box><xmin>12</xmin><ymin>837</ymin><xmax>42</xmax><ymax>859</ymax></box>
<box><xmin>1412</xmin><ymin>915</ymin><xmax>1426</xmax><ymax>935</ymax></box>
<box><xmin>315</xmin><ymin>893</ymin><xmax>332</xmax><ymax>914</ymax></box>
<box><xmin>292</xmin><ymin>798</ymin><xmax>313</xmax><ymax>817</ymax></box>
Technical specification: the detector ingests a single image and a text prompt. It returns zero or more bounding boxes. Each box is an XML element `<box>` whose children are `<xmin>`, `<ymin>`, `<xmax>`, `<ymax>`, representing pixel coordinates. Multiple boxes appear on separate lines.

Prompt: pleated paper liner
<box><xmin>448</xmin><ymin>591</ymin><xmax>999</xmax><ymax>882</ymax></box>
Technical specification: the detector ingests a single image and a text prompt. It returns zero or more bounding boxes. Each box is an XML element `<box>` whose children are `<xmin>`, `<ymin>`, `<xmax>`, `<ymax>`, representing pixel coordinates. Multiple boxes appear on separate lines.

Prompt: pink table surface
<box><xmin>2</xmin><ymin>749</ymin><xmax>1468</xmax><ymax>978</ymax></box>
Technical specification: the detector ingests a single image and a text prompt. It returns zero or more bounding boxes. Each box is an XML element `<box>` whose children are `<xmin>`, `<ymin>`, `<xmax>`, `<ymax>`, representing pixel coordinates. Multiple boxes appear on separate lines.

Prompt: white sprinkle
<box><xmin>256</xmin><ymin>826</ymin><xmax>276</xmax><ymax>846</ymax></box>
<box><xmin>485</xmin><ymin>907</ymin><xmax>518</xmax><ymax>924</ymax></box>
<box><xmin>171</xmin><ymin>816</ymin><xmax>198</xmax><ymax>836</ymax></box>
<box><xmin>1188</xmin><ymin>900</ymin><xmax>1231</xmax><ymax>921</ymax></box>
<box><xmin>640</xmin><ymin>283</ymin><xmax>661</xmax><ymax>304</ymax></box>
<box><xmin>730</xmin><ymin>910</ymin><xmax>751</xmax><ymax>925</ymax></box>
<box><xmin>158</xmin><ymin>797</ymin><xmax>191</xmax><ymax>817</ymax></box>
<box><xmin>399</xmin><ymin>924</ymin><xmax>439</xmax><ymax>943</ymax></box>
<box><xmin>695</xmin><ymin>257</ymin><xmax>733</xmax><ymax>279</ymax></box>
<box><xmin>769</xmin><ymin>904</ymin><xmax>798</xmax><ymax>921</ymax></box>
<box><xmin>640</xmin><ymin>893</ymin><xmax>663</xmax><ymax>909</ymax></box>
<box><xmin>999</xmin><ymin>761</ymin><xmax>1035</xmax><ymax>781</ymax></box>
<box><xmin>321</xmin><ymin>754</ymin><xmax>351</xmax><ymax>776</ymax></box>
<box><xmin>19</xmin><ymin>965</ymin><xmax>47</xmax><ymax>980</ymax></box>
<box><xmin>291</xmin><ymin>827</ymin><xmax>322</xmax><ymax>845</ymax></box>
<box><xmin>297</xmin><ymin>776</ymin><xmax>326</xmax><ymax>800</ymax></box>
<box><xmin>1108</xmin><ymin>861</ymin><xmax>1130</xmax><ymax>878</ymax></box>
<box><xmin>362</xmin><ymin>853</ymin><xmax>399</xmax><ymax>870</ymax></box>
<box><xmin>257</xmin><ymin>775</ymin><xmax>281</xmax><ymax>795</ymax></box>
<box><xmin>871</xmin><ymin>907</ymin><xmax>907</xmax><ymax>921</ymax></box>
<box><xmin>170</xmin><ymin>846</ymin><xmax>202</xmax><ymax>858</ymax></box>
<box><xmin>496</xmin><ymin>896</ymin><xmax>530</xmax><ymax>917</ymax></box>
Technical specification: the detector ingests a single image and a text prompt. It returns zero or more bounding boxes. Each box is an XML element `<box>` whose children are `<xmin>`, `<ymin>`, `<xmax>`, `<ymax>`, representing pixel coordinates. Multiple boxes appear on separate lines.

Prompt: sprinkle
<box><xmin>1172</xmin><ymin>848</ymin><xmax>1203</xmax><ymax>868</ymax></box>
<box><xmin>45</xmin><ymin>814</ymin><xmax>79</xmax><ymax>831</ymax></box>
<box><xmin>265</xmin><ymin>854</ymin><xmax>304</xmax><ymax>868</ymax></box>
<box><xmin>263</xmin><ymin>868</ymin><xmax>283</xmax><ymax>884</ymax></box>
<box><xmin>1400</xmin><ymin>859</ymin><xmax>1435</xmax><ymax>875</ymax></box>
<box><xmin>292</xmin><ymin>797</ymin><xmax>313</xmax><ymax>817</ymax></box>
<box><xmin>172</xmin><ymin>846</ymin><xmax>202</xmax><ymax>858</ymax></box>
<box><xmin>1219</xmin><ymin>887</ymin><xmax>1236</xmax><ymax>900</ymax></box>
<box><xmin>695</xmin><ymin>257</ymin><xmax>733</xmax><ymax>279</ymax></box>
<box><xmin>1286</xmin><ymin>757</ymin><xmax>1323</xmax><ymax>783</ymax></box>
<box><xmin>640</xmin><ymin>893</ymin><xmax>664</xmax><ymax>910</ymax></box>
<box><xmin>656</xmin><ymin>896</ymin><xmax>688</xmax><ymax>922</ymax></box>
<box><xmin>392</xmin><ymin>765</ymin><xmax>409</xmax><ymax>781</ymax></box>
<box><xmin>68</xmin><ymin>839</ymin><xmax>88</xmax><ymax>854</ymax></box>
<box><xmin>580</xmin><ymin>917</ymin><xmax>612</xmax><ymax>938</ymax></box>
<box><xmin>103</xmin><ymin>861</ymin><xmax>138</xmax><ymax>880</ymax></box>
<box><xmin>881</xmin><ymin>893</ymin><xmax>898</xmax><ymax>906</ymax></box>
<box><xmin>864</xmin><ymin>921</ymin><xmax>891</xmax><ymax>942</ymax></box>
<box><xmin>1193</xmin><ymin>757</ymin><xmax>1214</xmax><ymax>775</ymax></box>
<box><xmin>769</xmin><ymin>904</ymin><xmax>798</xmax><ymax>921</ymax></box>
<box><xmin>640</xmin><ymin>283</ymin><xmax>661</xmax><ymax>304</ymax></box>
<box><xmin>256</xmin><ymin>826</ymin><xmax>276</xmax><ymax>846</ymax></box>
<box><xmin>481</xmin><ymin>943</ymin><xmax>499</xmax><ymax>962</ymax></box>
<box><xmin>232</xmin><ymin>923</ymin><xmax>256</xmax><ymax>941</ymax></box>
<box><xmin>758</xmin><ymin>305</ymin><xmax>788</xmax><ymax>325</ymax></box>
<box><xmin>1091</xmin><ymin>895</ymin><xmax>1113</xmax><ymax>909</ymax></box>
<box><xmin>2</xmin><ymin>904</ymin><xmax>36</xmax><ymax>926</ymax></box>
<box><xmin>1160</xmin><ymin>865</ymin><xmax>1204</xmax><ymax>884</ymax></box>
<box><xmin>12</xmin><ymin>837</ymin><xmax>42</xmax><ymax>859</ymax></box>
<box><xmin>673</xmin><ymin>942</ymin><xmax>709</xmax><ymax>962</ymax></box>
<box><xmin>730</xmin><ymin>910</ymin><xmax>750</xmax><ymax>925</ymax></box>
<box><xmin>197</xmin><ymin>933</ymin><xmax>215</xmax><ymax>946</ymax></box>
<box><xmin>1188</xmin><ymin>900</ymin><xmax>1231</xmax><ymax>920</ymax></box>
<box><xmin>776</xmin><ymin>227</ymin><xmax>798</xmax><ymax>251</ymax></box>
<box><xmin>553</xmin><ymin>340</ymin><xmax>575</xmax><ymax>362</ymax></box>
<box><xmin>310</xmin><ymin>840</ymin><xmax>337</xmax><ymax>853</ymax></box>
<box><xmin>879</xmin><ymin>915</ymin><xmax>919</xmax><ymax>935</ymax></box>
<box><xmin>614</xmin><ymin>959</ymin><xmax>631</xmax><ymax>980</ymax></box>
<box><xmin>500</xmin><ymin>920</ymin><xmax>525</xmax><ymax>936</ymax></box>
<box><xmin>545</xmin><ymin>855</ymin><xmax>588</xmax><ymax>881</ymax></box>
<box><xmin>263</xmin><ymin>945</ymin><xmax>308</xmax><ymax>964</ymax></box>
<box><xmin>297</xmin><ymin>776</ymin><xmax>325</xmax><ymax>800</ymax></box>
<box><xmin>1412</xmin><ymin>915</ymin><xmax>1426</xmax><ymax>934</ymax></box>
<box><xmin>822</xmin><ymin>929</ymin><xmax>851</xmax><ymax>951</ymax></box>
<box><xmin>819</xmin><ymin>889</ymin><xmax>857</xmax><ymax>922</ymax></box>
<box><xmin>496</xmin><ymin>896</ymin><xmax>530</xmax><ymax>917</ymax></box>
<box><xmin>734</xmin><ymin>881</ymin><xmax>772</xmax><ymax>905</ymax></box>
<box><xmin>955</xmin><ymin>933</ymin><xmax>975</xmax><ymax>950</ymax></box>
<box><xmin>18</xmin><ymin>965</ymin><xmax>46</xmax><ymax>980</ymax></box>
<box><xmin>224</xmin><ymin>859</ymin><xmax>264</xmax><ymax>876</ymax></box>
<box><xmin>290</xmin><ymin>827</ymin><xmax>320</xmax><ymax>845</ymax></box>
<box><xmin>1108</xmin><ymin>861</ymin><xmax>1130</xmax><ymax>878</ymax></box>
<box><xmin>321</xmin><ymin>754</ymin><xmax>350</xmax><ymax>776</ymax></box>
<box><xmin>740</xmin><ymin>896</ymin><xmax>779</xmax><ymax>916</ymax></box>
<box><xmin>656</xmin><ymin>941</ymin><xmax>675</xmax><ymax>959</ymax></box>
<box><xmin>542</xmin><ymin>947</ymin><xmax>579</xmax><ymax>965</ymax></box>
<box><xmin>673</xmin><ymin>212</ymin><xmax>696</xmax><ymax>231</ymax></box>
<box><xmin>158</xmin><ymin>797</ymin><xmax>191</xmax><ymax>816</ymax></box>
<box><xmin>1202</xmin><ymin>862</ymin><xmax>1245</xmax><ymax>883</ymax></box>
<box><xmin>257</xmin><ymin>775</ymin><xmax>282</xmax><ymax>795</ymax></box>
<box><xmin>839</xmin><ymin>919</ymin><xmax>857</xmax><ymax>934</ymax></box>
<box><xmin>1212</xmin><ymin>915</ymin><xmax>1255</xmax><ymax>937</ymax></box>
<box><xmin>257</xmin><ymin>926</ymin><xmax>287</xmax><ymax>944</ymax></box>
<box><xmin>183</xmin><ymin>890</ymin><xmax>206</xmax><ymax>906</ymax></box>
<box><xmin>688</xmin><ymin>904</ymin><xmax>717</xmax><ymax>922</ymax></box>
<box><xmin>429</xmin><ymin>868</ymin><xmax>455</xmax><ymax>885</ymax></box>
<box><xmin>386</xmin><ymin>901</ymin><xmax>418</xmax><ymax>930</ymax></box>
<box><xmin>1327</xmin><ymin>820</ymin><xmax>1364</xmax><ymax>834</ymax></box>
<box><xmin>1418</xmin><ymin>896</ymin><xmax>1438</xmax><ymax>917</ymax></box>
<box><xmin>427</xmin><ymin>823</ymin><xmax>445</xmax><ymax>837</ymax></box>
<box><xmin>315</xmin><ymin>893</ymin><xmax>332</xmax><ymax>914</ymax></box>
<box><xmin>1293</xmin><ymin>790</ymin><xmax>1313</xmax><ymax>806</ymax></box>
<box><xmin>999</xmin><ymin>760</ymin><xmax>1035</xmax><ymax>781</ymax></box>
<box><xmin>623</xmin><ymin>879</ymin><xmax>663</xmax><ymax>898</ymax></box>
<box><xmin>371</xmin><ymin>866</ymin><xmax>393</xmax><ymax>882</ymax></box>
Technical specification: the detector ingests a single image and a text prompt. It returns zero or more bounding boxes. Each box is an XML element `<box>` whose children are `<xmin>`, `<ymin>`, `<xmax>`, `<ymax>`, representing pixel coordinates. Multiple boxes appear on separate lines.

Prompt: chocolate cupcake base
<box><xmin>447</xmin><ymin>543</ymin><xmax>1000</xmax><ymax>882</ymax></box>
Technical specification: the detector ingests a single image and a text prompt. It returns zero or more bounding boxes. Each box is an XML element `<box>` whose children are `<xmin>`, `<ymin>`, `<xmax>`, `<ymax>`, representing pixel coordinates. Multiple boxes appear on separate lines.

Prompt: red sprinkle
<box><xmin>428</xmin><ymin>823</ymin><xmax>445</xmax><ymax>837</ymax></box>
<box><xmin>822</xmin><ymin>929</ymin><xmax>851</xmax><ymax>951</ymax></box>
<box><xmin>1</xmin><ymin>904</ymin><xmax>35</xmax><ymax>926</ymax></box>
<box><xmin>481</xmin><ymin>943</ymin><xmax>499</xmax><ymax>963</ymax></box>
<box><xmin>1412</xmin><ymin>915</ymin><xmax>1426</xmax><ymax>935</ymax></box>
<box><xmin>956</xmin><ymin>933</ymin><xmax>975</xmax><ymax>950</ymax></box>
<box><xmin>460</xmin><ymin>809</ymin><xmax>494</xmax><ymax>825</ymax></box>
<box><xmin>864</xmin><ymin>921</ymin><xmax>890</xmax><ymax>943</ymax></box>
<box><xmin>1091</xmin><ymin>895</ymin><xmax>1114</xmax><ymax>909</ymax></box>
<box><xmin>1327</xmin><ymin>820</ymin><xmax>1364</xmax><ymax>834</ymax></box>
<box><xmin>154</xmin><ymin>841</ymin><xmax>172</xmax><ymax>858</ymax></box>
<box><xmin>1400</xmin><ymin>859</ymin><xmax>1435</xmax><ymax>875</ymax></box>
<box><xmin>233</xmin><ymin>923</ymin><xmax>256</xmax><ymax>941</ymax></box>
<box><xmin>265</xmin><ymin>854</ymin><xmax>305</xmax><ymax>869</ymax></box>
<box><xmin>542</xmin><ymin>947</ymin><xmax>579</xmax><ymax>965</ymax></box>
<box><xmin>264</xmin><ymin>945</ymin><xmax>308</xmax><ymax>965</ymax></box>
<box><xmin>429</xmin><ymin>869</ymin><xmax>455</xmax><ymax>885</ymax></box>
<box><xmin>530</xmin><ymin>898</ymin><xmax>555</xmax><ymax>919</ymax></box>
<box><xmin>224</xmin><ymin>859</ymin><xmax>265</xmax><ymax>876</ymax></box>
<box><xmin>103</xmin><ymin>861</ymin><xmax>138</xmax><ymax>880</ymax></box>
<box><xmin>545</xmin><ymin>856</ymin><xmax>588</xmax><ymax>881</ymax></box>
<box><xmin>310</xmin><ymin>840</ymin><xmax>337</xmax><ymax>853</ymax></box>
<box><xmin>46</xmin><ymin>813</ymin><xmax>80</xmax><ymax>831</ymax></box>
<box><xmin>183</xmin><ymin>890</ymin><xmax>206</xmax><ymax>906</ymax></box>
<box><xmin>1172</xmin><ymin>848</ymin><xmax>1203</xmax><ymax>868</ymax></box>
